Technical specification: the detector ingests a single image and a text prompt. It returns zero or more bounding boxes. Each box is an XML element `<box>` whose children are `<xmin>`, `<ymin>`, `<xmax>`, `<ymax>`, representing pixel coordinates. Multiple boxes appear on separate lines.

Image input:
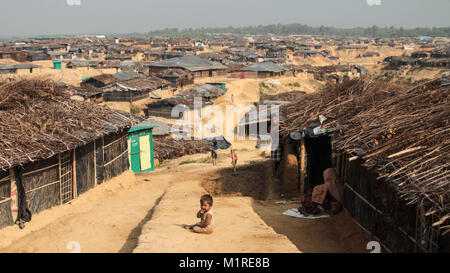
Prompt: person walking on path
<box><xmin>211</xmin><ymin>145</ymin><xmax>218</xmax><ymax>166</ymax></box>
<box><xmin>231</xmin><ymin>149</ymin><xmax>238</xmax><ymax>176</ymax></box>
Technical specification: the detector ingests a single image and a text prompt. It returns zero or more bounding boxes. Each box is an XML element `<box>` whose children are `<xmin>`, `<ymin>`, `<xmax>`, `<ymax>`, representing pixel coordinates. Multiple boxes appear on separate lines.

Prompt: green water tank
<box><xmin>53</xmin><ymin>60</ymin><xmax>62</xmax><ymax>70</ymax></box>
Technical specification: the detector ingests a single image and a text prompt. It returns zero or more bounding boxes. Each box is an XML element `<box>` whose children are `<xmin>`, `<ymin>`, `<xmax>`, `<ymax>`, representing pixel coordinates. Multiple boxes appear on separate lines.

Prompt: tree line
<box><xmin>142</xmin><ymin>24</ymin><xmax>450</xmax><ymax>39</ymax></box>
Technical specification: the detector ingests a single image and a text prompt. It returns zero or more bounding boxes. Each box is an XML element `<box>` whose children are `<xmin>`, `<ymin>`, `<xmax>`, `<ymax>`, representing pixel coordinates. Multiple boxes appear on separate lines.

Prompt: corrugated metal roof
<box><xmin>241</xmin><ymin>62</ymin><xmax>287</xmax><ymax>72</ymax></box>
<box><xmin>145</xmin><ymin>56</ymin><xmax>227</xmax><ymax>71</ymax></box>
<box><xmin>133</xmin><ymin>119</ymin><xmax>171</xmax><ymax>136</ymax></box>
<box><xmin>112</xmin><ymin>71</ymin><xmax>145</xmax><ymax>81</ymax></box>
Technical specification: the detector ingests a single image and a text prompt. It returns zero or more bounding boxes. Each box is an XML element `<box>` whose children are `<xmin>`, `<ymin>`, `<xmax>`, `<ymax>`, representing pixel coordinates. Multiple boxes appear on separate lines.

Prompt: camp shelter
<box><xmin>145</xmin><ymin>56</ymin><xmax>228</xmax><ymax>78</ymax></box>
<box><xmin>277</xmin><ymin>77</ymin><xmax>449</xmax><ymax>253</ymax></box>
<box><xmin>81</xmin><ymin>73</ymin><xmax>123</xmax><ymax>88</ymax></box>
<box><xmin>154</xmin><ymin>68</ymin><xmax>194</xmax><ymax>88</ymax></box>
<box><xmin>127</xmin><ymin>123</ymin><xmax>156</xmax><ymax>173</ymax></box>
<box><xmin>67</xmin><ymin>85</ymin><xmax>103</xmax><ymax>103</ymax></box>
<box><xmin>240</xmin><ymin>62</ymin><xmax>288</xmax><ymax>78</ymax></box>
<box><xmin>132</xmin><ymin>119</ymin><xmax>172</xmax><ymax>139</ymax></box>
<box><xmin>0</xmin><ymin>79</ymin><xmax>141</xmax><ymax>230</ymax></box>
<box><xmin>144</xmin><ymin>95</ymin><xmax>213</xmax><ymax>119</ymax></box>
<box><xmin>238</xmin><ymin>91</ymin><xmax>306</xmax><ymax>138</ymax></box>
<box><xmin>176</xmin><ymin>84</ymin><xmax>228</xmax><ymax>102</ymax></box>
<box><xmin>102</xmin><ymin>76</ymin><xmax>170</xmax><ymax>102</ymax></box>
<box><xmin>0</xmin><ymin>63</ymin><xmax>40</xmax><ymax>75</ymax></box>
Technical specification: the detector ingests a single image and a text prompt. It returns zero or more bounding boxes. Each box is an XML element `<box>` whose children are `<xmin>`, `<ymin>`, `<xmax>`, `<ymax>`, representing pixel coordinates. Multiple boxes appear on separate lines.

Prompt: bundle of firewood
<box><xmin>153</xmin><ymin>138</ymin><xmax>212</xmax><ymax>163</ymax></box>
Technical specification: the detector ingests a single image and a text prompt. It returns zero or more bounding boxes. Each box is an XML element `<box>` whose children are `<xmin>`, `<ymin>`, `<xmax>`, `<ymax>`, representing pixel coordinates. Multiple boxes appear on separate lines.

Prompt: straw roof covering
<box><xmin>0</xmin><ymin>79</ymin><xmax>141</xmax><ymax>171</ymax></box>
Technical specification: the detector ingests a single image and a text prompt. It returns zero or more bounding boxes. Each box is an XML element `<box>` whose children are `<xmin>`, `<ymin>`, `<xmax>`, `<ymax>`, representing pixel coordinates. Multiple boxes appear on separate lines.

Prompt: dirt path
<box><xmin>134</xmin><ymin>180</ymin><xmax>299</xmax><ymax>253</ymax></box>
<box><xmin>252</xmin><ymin>201</ymin><xmax>373</xmax><ymax>253</ymax></box>
<box><xmin>0</xmin><ymin>148</ymin><xmax>374</xmax><ymax>253</ymax></box>
<box><xmin>0</xmin><ymin>171</ymin><xmax>170</xmax><ymax>253</ymax></box>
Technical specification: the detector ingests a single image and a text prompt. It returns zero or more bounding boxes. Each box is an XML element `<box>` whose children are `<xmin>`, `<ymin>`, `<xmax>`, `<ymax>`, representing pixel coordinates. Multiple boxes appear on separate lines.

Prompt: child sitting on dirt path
<box><xmin>184</xmin><ymin>194</ymin><xmax>214</xmax><ymax>234</ymax></box>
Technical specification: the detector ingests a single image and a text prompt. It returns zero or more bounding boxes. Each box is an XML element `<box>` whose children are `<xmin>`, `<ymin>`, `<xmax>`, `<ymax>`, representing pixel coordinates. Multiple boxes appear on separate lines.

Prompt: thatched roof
<box><xmin>177</xmin><ymin>84</ymin><xmax>227</xmax><ymax>99</ymax></box>
<box><xmin>279</xmin><ymin>77</ymin><xmax>449</xmax><ymax>227</ymax></box>
<box><xmin>0</xmin><ymin>79</ymin><xmax>141</xmax><ymax>171</ymax></box>
<box><xmin>104</xmin><ymin>76</ymin><xmax>170</xmax><ymax>91</ymax></box>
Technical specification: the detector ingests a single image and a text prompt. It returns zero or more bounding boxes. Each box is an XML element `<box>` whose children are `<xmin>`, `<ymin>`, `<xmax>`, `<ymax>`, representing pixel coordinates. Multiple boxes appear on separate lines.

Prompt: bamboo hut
<box><xmin>0</xmin><ymin>79</ymin><xmax>141</xmax><ymax>229</ymax></box>
<box><xmin>276</xmin><ymin>77</ymin><xmax>449</xmax><ymax>252</ymax></box>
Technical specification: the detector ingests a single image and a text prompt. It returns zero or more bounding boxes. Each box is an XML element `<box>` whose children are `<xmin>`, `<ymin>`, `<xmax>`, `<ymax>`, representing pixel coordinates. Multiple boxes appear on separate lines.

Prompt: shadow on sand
<box><xmin>201</xmin><ymin>161</ymin><xmax>373</xmax><ymax>253</ymax></box>
<box><xmin>118</xmin><ymin>193</ymin><xmax>165</xmax><ymax>253</ymax></box>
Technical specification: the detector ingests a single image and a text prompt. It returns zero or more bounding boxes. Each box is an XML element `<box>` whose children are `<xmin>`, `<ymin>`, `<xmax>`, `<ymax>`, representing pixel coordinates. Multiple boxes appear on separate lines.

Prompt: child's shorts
<box><xmin>193</xmin><ymin>225</ymin><xmax>214</xmax><ymax>234</ymax></box>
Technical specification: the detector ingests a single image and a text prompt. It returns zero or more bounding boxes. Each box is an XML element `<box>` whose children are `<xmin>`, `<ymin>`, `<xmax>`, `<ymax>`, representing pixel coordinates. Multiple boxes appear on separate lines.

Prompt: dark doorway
<box><xmin>304</xmin><ymin>135</ymin><xmax>332</xmax><ymax>190</ymax></box>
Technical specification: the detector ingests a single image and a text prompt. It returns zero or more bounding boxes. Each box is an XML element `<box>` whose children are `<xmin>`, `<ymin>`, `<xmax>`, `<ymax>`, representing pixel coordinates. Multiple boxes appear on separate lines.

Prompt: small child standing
<box><xmin>184</xmin><ymin>194</ymin><xmax>214</xmax><ymax>234</ymax></box>
<box><xmin>231</xmin><ymin>149</ymin><xmax>238</xmax><ymax>176</ymax></box>
<box><xmin>211</xmin><ymin>145</ymin><xmax>218</xmax><ymax>166</ymax></box>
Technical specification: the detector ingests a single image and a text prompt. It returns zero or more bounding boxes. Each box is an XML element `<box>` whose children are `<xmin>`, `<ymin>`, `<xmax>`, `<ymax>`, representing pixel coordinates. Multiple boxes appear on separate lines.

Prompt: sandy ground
<box><xmin>0</xmin><ymin>146</ymin><xmax>375</xmax><ymax>253</ymax></box>
<box><xmin>134</xmin><ymin>180</ymin><xmax>299</xmax><ymax>253</ymax></box>
<box><xmin>0</xmin><ymin>171</ymin><xmax>169</xmax><ymax>252</ymax></box>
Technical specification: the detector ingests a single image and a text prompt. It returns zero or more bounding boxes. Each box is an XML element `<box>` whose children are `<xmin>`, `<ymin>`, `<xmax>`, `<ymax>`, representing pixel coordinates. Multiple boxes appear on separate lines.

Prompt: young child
<box><xmin>231</xmin><ymin>149</ymin><xmax>238</xmax><ymax>176</ymax></box>
<box><xmin>184</xmin><ymin>194</ymin><xmax>214</xmax><ymax>234</ymax></box>
<box><xmin>211</xmin><ymin>145</ymin><xmax>218</xmax><ymax>166</ymax></box>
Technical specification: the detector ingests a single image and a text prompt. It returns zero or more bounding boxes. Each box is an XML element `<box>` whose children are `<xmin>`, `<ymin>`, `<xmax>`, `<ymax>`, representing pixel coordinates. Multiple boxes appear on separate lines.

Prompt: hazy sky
<box><xmin>0</xmin><ymin>0</ymin><xmax>449</xmax><ymax>37</ymax></box>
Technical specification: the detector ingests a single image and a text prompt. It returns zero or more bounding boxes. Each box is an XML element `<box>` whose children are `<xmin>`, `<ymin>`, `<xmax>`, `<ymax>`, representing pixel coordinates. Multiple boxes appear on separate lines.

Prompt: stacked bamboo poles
<box><xmin>153</xmin><ymin>138</ymin><xmax>212</xmax><ymax>163</ymax></box>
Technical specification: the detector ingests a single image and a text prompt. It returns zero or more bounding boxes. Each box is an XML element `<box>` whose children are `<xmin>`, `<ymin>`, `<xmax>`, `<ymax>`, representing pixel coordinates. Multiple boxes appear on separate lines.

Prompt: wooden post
<box><xmin>102</xmin><ymin>136</ymin><xmax>105</xmax><ymax>162</ymax></box>
<box><xmin>94</xmin><ymin>141</ymin><xmax>97</xmax><ymax>186</ymax></box>
<box><xmin>300</xmin><ymin>138</ymin><xmax>306</xmax><ymax>194</ymax></box>
<box><xmin>58</xmin><ymin>153</ymin><xmax>62</xmax><ymax>205</ymax></box>
<box><xmin>72</xmin><ymin>149</ymin><xmax>77</xmax><ymax>200</ymax></box>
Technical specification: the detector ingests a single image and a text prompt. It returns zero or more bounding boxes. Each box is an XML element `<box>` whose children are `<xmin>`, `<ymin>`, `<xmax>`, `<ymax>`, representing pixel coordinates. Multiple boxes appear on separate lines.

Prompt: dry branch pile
<box><xmin>260</xmin><ymin>91</ymin><xmax>307</xmax><ymax>102</ymax></box>
<box><xmin>177</xmin><ymin>84</ymin><xmax>227</xmax><ymax>99</ymax></box>
<box><xmin>153</xmin><ymin>138</ymin><xmax>212</xmax><ymax>163</ymax></box>
<box><xmin>280</xmin><ymin>77</ymin><xmax>449</xmax><ymax>227</ymax></box>
<box><xmin>296</xmin><ymin>64</ymin><xmax>351</xmax><ymax>73</ymax></box>
<box><xmin>68</xmin><ymin>84</ymin><xmax>102</xmax><ymax>97</ymax></box>
<box><xmin>0</xmin><ymin>79</ymin><xmax>140</xmax><ymax>171</ymax></box>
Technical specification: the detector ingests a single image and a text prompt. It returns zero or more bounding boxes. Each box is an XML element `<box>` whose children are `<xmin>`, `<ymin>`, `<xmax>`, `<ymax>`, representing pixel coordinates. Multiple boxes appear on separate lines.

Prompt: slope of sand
<box><xmin>177</xmin><ymin>76</ymin><xmax>324</xmax><ymax>140</ymax></box>
<box><xmin>0</xmin><ymin>59</ymin><xmax>117</xmax><ymax>86</ymax></box>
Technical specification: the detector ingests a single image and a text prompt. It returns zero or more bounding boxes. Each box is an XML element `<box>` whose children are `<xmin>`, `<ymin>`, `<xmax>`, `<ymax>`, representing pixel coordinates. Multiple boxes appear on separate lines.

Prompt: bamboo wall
<box><xmin>0</xmin><ymin>130</ymin><xmax>130</xmax><ymax>230</ymax></box>
<box><xmin>338</xmin><ymin>153</ymin><xmax>421</xmax><ymax>252</ymax></box>
<box><xmin>0</xmin><ymin>170</ymin><xmax>13</xmax><ymax>229</ymax></box>
<box><xmin>22</xmin><ymin>156</ymin><xmax>61</xmax><ymax>214</ymax></box>
<box><xmin>102</xmin><ymin>130</ymin><xmax>129</xmax><ymax>182</ymax></box>
<box><xmin>103</xmin><ymin>89</ymin><xmax>150</xmax><ymax>102</ymax></box>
